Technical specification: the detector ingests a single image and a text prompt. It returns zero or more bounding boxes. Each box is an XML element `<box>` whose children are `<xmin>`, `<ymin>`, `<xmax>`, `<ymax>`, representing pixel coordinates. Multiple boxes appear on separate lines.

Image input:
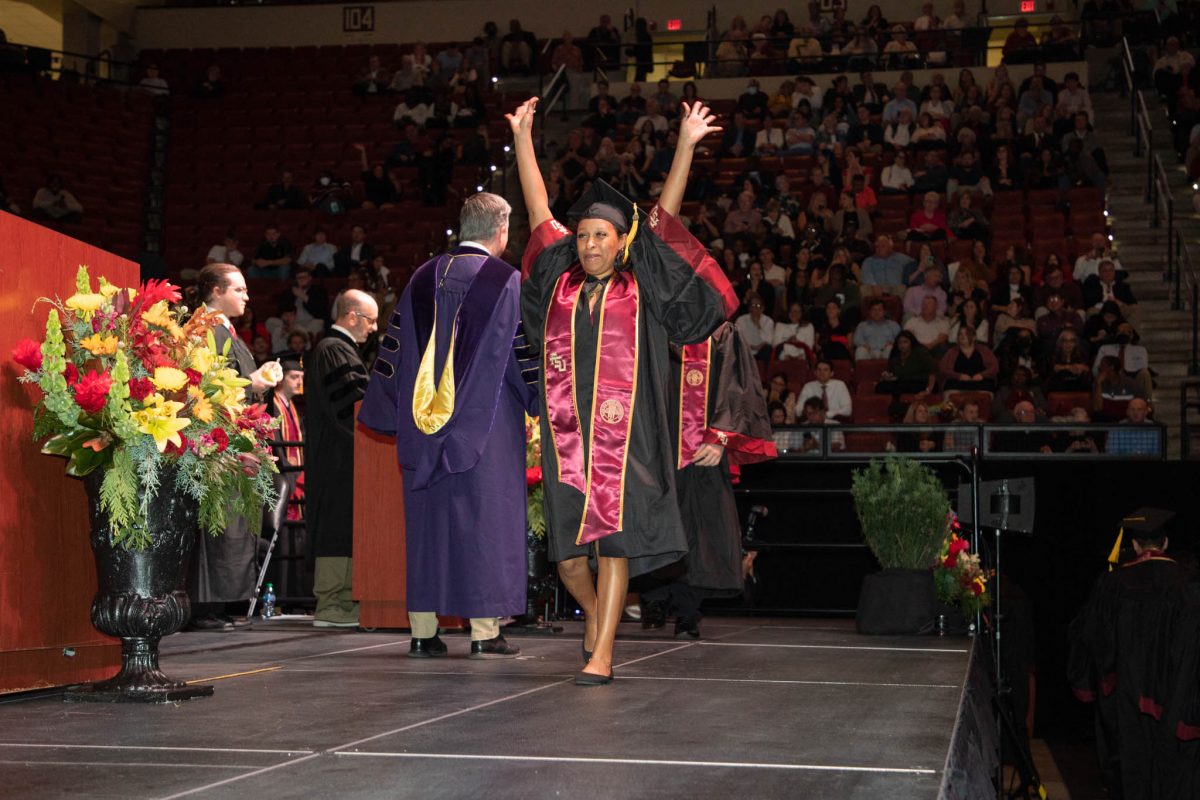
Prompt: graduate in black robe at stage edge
<box><xmin>1068</xmin><ymin>508</ymin><xmax>1200</xmax><ymax>800</ymax></box>
<box><xmin>639</xmin><ymin>325</ymin><xmax>776</xmax><ymax>639</ymax></box>
<box><xmin>509</xmin><ymin>98</ymin><xmax>737</xmax><ymax>685</ymax></box>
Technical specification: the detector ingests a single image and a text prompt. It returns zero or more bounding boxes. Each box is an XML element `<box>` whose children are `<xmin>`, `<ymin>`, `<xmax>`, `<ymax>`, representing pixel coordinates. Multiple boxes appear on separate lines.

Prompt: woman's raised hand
<box><xmin>505</xmin><ymin>97</ymin><xmax>539</xmax><ymax>139</ymax></box>
<box><xmin>677</xmin><ymin>101</ymin><xmax>721</xmax><ymax>149</ymax></box>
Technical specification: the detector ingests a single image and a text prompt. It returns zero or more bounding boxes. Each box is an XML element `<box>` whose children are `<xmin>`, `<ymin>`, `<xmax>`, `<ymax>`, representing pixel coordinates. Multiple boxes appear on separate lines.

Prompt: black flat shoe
<box><xmin>408</xmin><ymin>635</ymin><xmax>448</xmax><ymax>658</ymax></box>
<box><xmin>574</xmin><ymin>668</ymin><xmax>614</xmax><ymax>686</ymax></box>
<box><xmin>581</xmin><ymin>638</ymin><xmax>593</xmax><ymax>665</ymax></box>
<box><xmin>188</xmin><ymin>615</ymin><xmax>233</xmax><ymax>631</ymax></box>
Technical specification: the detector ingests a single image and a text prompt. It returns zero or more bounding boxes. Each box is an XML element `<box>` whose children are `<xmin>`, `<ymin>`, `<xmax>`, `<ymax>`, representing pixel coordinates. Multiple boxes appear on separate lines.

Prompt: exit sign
<box><xmin>1020</xmin><ymin>0</ymin><xmax>1035</xmax><ymax>11</ymax></box>
<box><xmin>667</xmin><ymin>18</ymin><xmax>681</xmax><ymax>30</ymax></box>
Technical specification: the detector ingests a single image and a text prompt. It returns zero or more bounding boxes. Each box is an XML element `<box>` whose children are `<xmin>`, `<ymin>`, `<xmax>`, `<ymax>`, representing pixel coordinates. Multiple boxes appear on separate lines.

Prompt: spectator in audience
<box><xmin>884</xmin><ymin>108</ymin><xmax>917</xmax><ymax>153</ymax></box>
<box><xmin>879</xmin><ymin>150</ymin><xmax>914</xmax><ymax>194</ymax></box>
<box><xmin>827</xmin><ymin>191</ymin><xmax>872</xmax><ymax>250</ymax></box>
<box><xmin>1034</xmin><ymin>264</ymin><xmax>1084</xmax><ymax>312</ymax></box>
<box><xmin>271</xmin><ymin>268</ymin><xmax>329</xmax><ymax>338</ymax></box>
<box><xmin>1153</xmin><ymin>36</ymin><xmax>1195</xmax><ymax>102</ymax></box>
<box><xmin>787</xmin><ymin>25</ymin><xmax>824</xmax><ymax>67</ymax></box>
<box><xmin>992</xmin><ymin>364</ymin><xmax>1046</xmax><ymax>421</ymax></box>
<box><xmin>766</xmin><ymin>373</ymin><xmax>799</xmax><ymax>424</ymax></box>
<box><xmin>946</xmin><ymin>150</ymin><xmax>993</xmax><ymax>198</ymax></box>
<box><xmin>738</xmin><ymin>79</ymin><xmax>769</xmax><ymax>122</ymax></box>
<box><xmin>355</xmin><ymin>144</ymin><xmax>399</xmax><ymax>209</ymax></box>
<box><xmin>992</xmin><ymin>400</ymin><xmax>1052</xmax><ymax>454</ymax></box>
<box><xmin>719</xmin><ymin>110</ymin><xmax>754</xmax><ymax>158</ymax></box>
<box><xmin>912</xmin><ymin>150</ymin><xmax>949</xmax><ymax>194</ymax></box>
<box><xmin>774</xmin><ymin>301</ymin><xmax>817</xmax><ymax>362</ymax></box>
<box><xmin>811</xmin><ymin>265</ymin><xmax>861</xmax><ymax>315</ymax></box>
<box><xmin>783</xmin><ymin>110</ymin><xmax>817</xmax><ymax>156</ymax></box>
<box><xmin>297</xmin><ymin>228</ymin><xmax>337</xmax><ymax>275</ymax></box>
<box><xmin>882</xmin><ymin>83</ymin><xmax>918</xmax><ymax>124</ymax></box>
<box><xmin>1104</xmin><ymin>398</ymin><xmax>1160</xmax><ymax>455</ymax></box>
<box><xmin>354</xmin><ymin>54</ymin><xmax>392</xmax><ymax>96</ymax></box>
<box><xmin>949</xmin><ymin>241</ymin><xmax>995</xmax><ymax>294</ymax></box>
<box><xmin>941</xmin><ymin>325</ymin><xmax>998</xmax><ymax>393</ymax></box>
<box><xmin>1062</xmin><ymin>112</ymin><xmax>1107</xmax><ymax>189</ymax></box>
<box><xmin>550</xmin><ymin>31</ymin><xmax>588</xmax><ymax>112</ymax></box>
<box><xmin>652</xmin><ymin>79</ymin><xmax>679</xmax><ymax>117</ymax></box>
<box><xmin>1091</xmin><ymin>321</ymin><xmax>1152</xmax><ymax>395</ymax></box>
<box><xmin>898</xmin><ymin>401</ymin><xmax>943</xmax><ymax>453</ymax></box>
<box><xmin>634</xmin><ymin>98</ymin><xmax>669</xmax><ymax>136</ymax></box>
<box><xmin>1073</xmin><ymin>233</ymin><xmax>1122</xmax><ymax>282</ymax></box>
<box><xmin>797</xmin><ymin>396</ymin><xmax>846</xmax><ymax>452</ymax></box>
<box><xmin>861</xmin><ymin>5</ymin><xmax>890</xmax><ymax>35</ymax></box>
<box><xmin>1083</xmin><ymin>299</ymin><xmax>1127</xmax><ymax>348</ymax></box>
<box><xmin>334</xmin><ymin>225</ymin><xmax>377</xmax><ymax>277</ymax></box>
<box><xmin>994</xmin><ymin>297</ymin><xmax>1037</xmax><ymax>341</ymax></box>
<box><xmin>943</xmin><ymin>397</ymin><xmax>983</xmax><ymax>452</ymax></box>
<box><xmin>914</xmin><ymin>3</ymin><xmax>940</xmax><ymax>31</ymax></box>
<box><xmin>944</xmin><ymin>1</ymin><xmax>970</xmax><ymax>29</ymax></box>
<box><xmin>861</xmin><ymin>235</ymin><xmax>913</xmax><ymax>297</ymax></box>
<box><xmin>947</xmin><ymin>191</ymin><xmax>990</xmax><ymax>241</ymax></box>
<box><xmin>883</xmin><ymin>25</ymin><xmax>919</xmax><ymax>68</ymax></box>
<box><xmin>1036</xmin><ymin>291</ymin><xmax>1084</xmax><ymax>342</ymax></box>
<box><xmin>1092</xmin><ymin>353</ymin><xmax>1142</xmax><ymax>417</ymax></box>
<box><xmin>1057</xmin><ymin>71</ymin><xmax>1093</xmax><ymax>122</ymax></box>
<box><xmin>308</xmin><ymin>170</ymin><xmax>354</xmax><ymax>213</ymax></box>
<box><xmin>902</xmin><ymin>267</ymin><xmax>950</xmax><ymax>321</ymax></box>
<box><xmin>949</xmin><ymin>297</ymin><xmax>990</xmax><ymax>346</ymax></box>
<box><xmin>913</xmin><ymin>111</ymin><xmax>948</xmax><ymax>149</ymax></box>
<box><xmin>735</xmin><ymin>293</ymin><xmax>775</xmax><ymax>364</ymax></box>
<box><xmin>1048</xmin><ymin>406</ymin><xmax>1099</xmax><ymax>454</ymax></box>
<box><xmin>905</xmin><ymin>295</ymin><xmax>952</xmax><ymax>355</ymax></box>
<box><xmin>206</xmin><ymin>231</ymin><xmax>244</xmax><ymax>269</ymax></box>
<box><xmin>262</xmin><ymin>171</ymin><xmax>306</xmax><ymax>211</ymax></box>
<box><xmin>500</xmin><ymin>19</ymin><xmax>536</xmax><ymax>75</ymax></box>
<box><xmin>586</xmin><ymin>13</ymin><xmax>622</xmax><ymax>70</ymax></box>
<box><xmin>235</xmin><ymin>305</ymin><xmax>269</xmax><ymax>347</ymax></box>
<box><xmin>799</xmin><ymin>360</ymin><xmax>853</xmax><ymax>421</ymax></box>
<box><xmin>138</xmin><ymin>63</ymin><xmax>170</xmax><ymax>96</ymax></box>
<box><xmin>193</xmin><ymin>64</ymin><xmax>225</xmax><ymax>98</ymax></box>
<box><xmin>250</xmin><ymin>224</ymin><xmax>294</xmax><ymax>280</ymax></box>
<box><xmin>854</xmin><ymin>298</ymin><xmax>901</xmax><ymax>360</ymax></box>
<box><xmin>724</xmin><ymin>190</ymin><xmax>764</xmax><ymax>239</ymax></box>
<box><xmin>815</xmin><ymin>300</ymin><xmax>856</xmax><ymax>362</ymax></box>
<box><xmin>877</xmin><ymin>330</ymin><xmax>938</xmax><ymax>397</ymax></box>
<box><xmin>1044</xmin><ymin>330</ymin><xmax>1092</xmax><ymax>392</ymax></box>
<box><xmin>1083</xmin><ymin>260</ymin><xmax>1137</xmax><ymax>318</ymax></box>
<box><xmin>1002</xmin><ymin>18</ymin><xmax>1038</xmax><ymax>61</ymax></box>
<box><xmin>32</xmin><ymin>175</ymin><xmax>83</xmax><ymax>222</ymax></box>
<box><xmin>393</xmin><ymin>90</ymin><xmax>434</xmax><ymax>127</ymax></box>
<box><xmin>251</xmin><ymin>335</ymin><xmax>272</xmax><ymax>365</ymax></box>
<box><xmin>907</xmin><ymin>191</ymin><xmax>951</xmax><ymax>242</ymax></box>
<box><xmin>991</xmin><ymin>264</ymin><xmax>1033</xmax><ymax>309</ymax></box>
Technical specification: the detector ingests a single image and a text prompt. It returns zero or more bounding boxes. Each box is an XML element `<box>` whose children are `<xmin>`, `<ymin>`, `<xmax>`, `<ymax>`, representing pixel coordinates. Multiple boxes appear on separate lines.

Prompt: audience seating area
<box><xmin>0</xmin><ymin>75</ymin><xmax>153</xmax><ymax>261</ymax></box>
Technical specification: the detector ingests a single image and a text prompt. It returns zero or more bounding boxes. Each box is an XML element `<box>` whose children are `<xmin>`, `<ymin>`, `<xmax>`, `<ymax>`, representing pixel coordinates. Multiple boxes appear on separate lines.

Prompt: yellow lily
<box><xmin>79</xmin><ymin>333</ymin><xmax>119</xmax><ymax>356</ymax></box>
<box><xmin>132</xmin><ymin>394</ymin><xmax>191</xmax><ymax>452</ymax></box>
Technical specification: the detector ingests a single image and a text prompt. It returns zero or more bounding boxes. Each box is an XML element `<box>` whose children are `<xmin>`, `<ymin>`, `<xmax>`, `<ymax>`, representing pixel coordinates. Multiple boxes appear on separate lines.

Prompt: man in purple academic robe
<box><xmin>358</xmin><ymin>192</ymin><xmax>538</xmax><ymax>658</ymax></box>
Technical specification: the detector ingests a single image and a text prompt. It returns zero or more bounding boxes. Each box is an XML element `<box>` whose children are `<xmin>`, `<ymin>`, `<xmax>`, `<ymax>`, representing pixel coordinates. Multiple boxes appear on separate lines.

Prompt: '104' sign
<box><xmin>343</xmin><ymin>5</ymin><xmax>375</xmax><ymax>33</ymax></box>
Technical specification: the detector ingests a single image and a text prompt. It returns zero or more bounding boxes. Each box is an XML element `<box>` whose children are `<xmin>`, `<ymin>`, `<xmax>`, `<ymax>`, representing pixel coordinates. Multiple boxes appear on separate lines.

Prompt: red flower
<box><xmin>949</xmin><ymin>538</ymin><xmax>970</xmax><ymax>556</ymax></box>
<box><xmin>236</xmin><ymin>403</ymin><xmax>270</xmax><ymax>433</ymax></box>
<box><xmin>73</xmin><ymin>369</ymin><xmax>113</xmax><ymax>415</ymax></box>
<box><xmin>943</xmin><ymin>554</ymin><xmax>959</xmax><ymax>570</ymax></box>
<box><xmin>136</xmin><ymin>279</ymin><xmax>182</xmax><ymax>311</ymax></box>
<box><xmin>11</xmin><ymin>339</ymin><xmax>43</xmax><ymax>371</ymax></box>
<box><xmin>970</xmin><ymin>583</ymin><xmax>984</xmax><ymax>596</ymax></box>
<box><xmin>64</xmin><ymin>363</ymin><xmax>80</xmax><ymax>386</ymax></box>
<box><xmin>164</xmin><ymin>434</ymin><xmax>191</xmax><ymax>457</ymax></box>
<box><xmin>185</xmin><ymin>368</ymin><xmax>203</xmax><ymax>386</ymax></box>
<box><xmin>211</xmin><ymin>427</ymin><xmax>229</xmax><ymax>452</ymax></box>
<box><xmin>128</xmin><ymin>377</ymin><xmax>154</xmax><ymax>400</ymax></box>
<box><xmin>526</xmin><ymin>466</ymin><xmax>543</xmax><ymax>487</ymax></box>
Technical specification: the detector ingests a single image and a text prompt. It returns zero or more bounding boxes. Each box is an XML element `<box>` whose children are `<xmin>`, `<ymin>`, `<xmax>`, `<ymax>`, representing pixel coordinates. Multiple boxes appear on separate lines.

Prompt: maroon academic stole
<box><xmin>543</xmin><ymin>263</ymin><xmax>640</xmax><ymax>546</ymax></box>
<box><xmin>676</xmin><ymin>341</ymin><xmax>712</xmax><ymax>468</ymax></box>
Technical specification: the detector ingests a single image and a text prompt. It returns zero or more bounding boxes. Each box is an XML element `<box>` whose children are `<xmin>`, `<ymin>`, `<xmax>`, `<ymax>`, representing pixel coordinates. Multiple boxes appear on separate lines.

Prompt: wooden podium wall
<box><xmin>0</xmin><ymin>214</ymin><xmax>130</xmax><ymax>693</ymax></box>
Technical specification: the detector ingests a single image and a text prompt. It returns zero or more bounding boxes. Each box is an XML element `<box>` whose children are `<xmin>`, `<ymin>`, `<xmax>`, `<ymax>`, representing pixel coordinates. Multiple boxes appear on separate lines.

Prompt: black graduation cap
<box><xmin>276</xmin><ymin>351</ymin><xmax>305</xmax><ymax>373</ymax></box>
<box><xmin>1122</xmin><ymin>507</ymin><xmax>1175</xmax><ymax>542</ymax></box>
<box><xmin>566</xmin><ymin>179</ymin><xmax>639</xmax><ymax>236</ymax></box>
<box><xmin>1108</xmin><ymin>507</ymin><xmax>1175</xmax><ymax>568</ymax></box>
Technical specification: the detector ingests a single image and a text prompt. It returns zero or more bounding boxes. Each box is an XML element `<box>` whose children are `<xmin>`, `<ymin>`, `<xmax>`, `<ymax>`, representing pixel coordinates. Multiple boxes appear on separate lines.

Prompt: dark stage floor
<box><xmin>0</xmin><ymin>618</ymin><xmax>971</xmax><ymax>799</ymax></box>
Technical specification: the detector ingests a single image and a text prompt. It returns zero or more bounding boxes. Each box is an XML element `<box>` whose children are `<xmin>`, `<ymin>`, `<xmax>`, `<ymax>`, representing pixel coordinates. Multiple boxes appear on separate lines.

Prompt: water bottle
<box><xmin>936</xmin><ymin>614</ymin><xmax>947</xmax><ymax>636</ymax></box>
<box><xmin>262</xmin><ymin>583</ymin><xmax>276</xmax><ymax>619</ymax></box>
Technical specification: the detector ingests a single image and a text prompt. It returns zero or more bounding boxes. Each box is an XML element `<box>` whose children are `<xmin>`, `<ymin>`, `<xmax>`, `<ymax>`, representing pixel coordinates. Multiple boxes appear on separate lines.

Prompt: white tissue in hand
<box><xmin>261</xmin><ymin>361</ymin><xmax>283</xmax><ymax>385</ymax></box>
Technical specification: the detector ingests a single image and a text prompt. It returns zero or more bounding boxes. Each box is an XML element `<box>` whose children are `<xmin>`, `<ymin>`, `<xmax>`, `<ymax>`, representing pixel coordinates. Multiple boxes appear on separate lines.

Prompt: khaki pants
<box><xmin>409</xmin><ymin>612</ymin><xmax>498</xmax><ymax>641</ymax></box>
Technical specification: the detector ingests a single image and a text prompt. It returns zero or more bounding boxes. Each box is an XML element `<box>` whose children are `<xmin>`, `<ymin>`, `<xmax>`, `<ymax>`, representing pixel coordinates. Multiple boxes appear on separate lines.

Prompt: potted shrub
<box><xmin>850</xmin><ymin>458</ymin><xmax>950</xmax><ymax>634</ymax></box>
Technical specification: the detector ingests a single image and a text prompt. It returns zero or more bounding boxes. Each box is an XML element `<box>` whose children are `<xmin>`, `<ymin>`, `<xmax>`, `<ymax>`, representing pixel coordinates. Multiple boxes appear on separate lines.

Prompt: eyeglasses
<box><xmin>351</xmin><ymin>310</ymin><xmax>378</xmax><ymax>324</ymax></box>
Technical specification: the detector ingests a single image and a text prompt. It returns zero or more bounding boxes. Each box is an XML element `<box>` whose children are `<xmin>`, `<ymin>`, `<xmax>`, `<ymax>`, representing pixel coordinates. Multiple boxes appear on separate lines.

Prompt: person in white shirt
<box><xmin>798</xmin><ymin>359</ymin><xmax>853</xmax><ymax>421</ymax></box>
<box><xmin>297</xmin><ymin>229</ymin><xmax>338</xmax><ymax>273</ymax></box>
<box><xmin>138</xmin><ymin>64</ymin><xmax>170</xmax><ymax>96</ymax></box>
<box><xmin>1057</xmin><ymin>72</ymin><xmax>1093</xmax><ymax>123</ymax></box>
<box><xmin>943</xmin><ymin>1</ymin><xmax>969</xmax><ymax>30</ymax></box>
<box><xmin>735</xmin><ymin>295</ymin><xmax>775</xmax><ymax>362</ymax></box>
<box><xmin>913</xmin><ymin>3</ymin><xmax>939</xmax><ymax>31</ymax></box>
<box><xmin>904</xmin><ymin>296</ymin><xmax>951</xmax><ymax>353</ymax></box>
<box><xmin>761</xmin><ymin>248</ymin><xmax>789</xmax><ymax>287</ymax></box>
<box><xmin>796</xmin><ymin>396</ymin><xmax>846</xmax><ymax>453</ymax></box>
<box><xmin>773</xmin><ymin>302</ymin><xmax>816</xmax><ymax>361</ymax></box>
<box><xmin>634</xmin><ymin>98</ymin><xmax>670</xmax><ymax>134</ymax></box>
<box><xmin>755</xmin><ymin>124</ymin><xmax>785</xmax><ymax>156</ymax></box>
<box><xmin>793</xmin><ymin>76</ymin><xmax>825</xmax><ymax>114</ymax></box>
<box><xmin>1092</xmin><ymin>323</ymin><xmax>1153</xmax><ymax>399</ymax></box>
<box><xmin>1073</xmin><ymin>232</ymin><xmax>1122</xmax><ymax>282</ymax></box>
<box><xmin>206</xmin><ymin>234</ymin><xmax>244</xmax><ymax>268</ymax></box>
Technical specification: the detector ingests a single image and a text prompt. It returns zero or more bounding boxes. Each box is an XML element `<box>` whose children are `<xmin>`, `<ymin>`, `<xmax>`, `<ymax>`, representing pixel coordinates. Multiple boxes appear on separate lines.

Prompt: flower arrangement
<box><xmin>850</xmin><ymin>457</ymin><xmax>950</xmax><ymax>570</ymax></box>
<box><xmin>11</xmin><ymin>266</ymin><xmax>278</xmax><ymax>550</ymax></box>
<box><xmin>933</xmin><ymin>513</ymin><xmax>992</xmax><ymax>616</ymax></box>
<box><xmin>525</xmin><ymin>415</ymin><xmax>545</xmax><ymax>538</ymax></box>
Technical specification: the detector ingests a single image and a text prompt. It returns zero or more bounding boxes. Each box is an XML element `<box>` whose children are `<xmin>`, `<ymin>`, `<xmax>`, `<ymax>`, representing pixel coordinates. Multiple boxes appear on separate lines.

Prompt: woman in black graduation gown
<box><xmin>509</xmin><ymin>98</ymin><xmax>736</xmax><ymax>684</ymax></box>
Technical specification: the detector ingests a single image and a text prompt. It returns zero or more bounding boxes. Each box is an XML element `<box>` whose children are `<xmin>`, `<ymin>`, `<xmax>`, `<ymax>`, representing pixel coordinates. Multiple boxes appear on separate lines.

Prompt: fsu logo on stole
<box><xmin>685</xmin><ymin>368</ymin><xmax>705</xmax><ymax>387</ymax></box>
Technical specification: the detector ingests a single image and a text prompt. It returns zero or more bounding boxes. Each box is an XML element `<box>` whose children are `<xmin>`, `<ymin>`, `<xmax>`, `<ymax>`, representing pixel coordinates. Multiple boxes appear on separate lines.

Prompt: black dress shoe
<box><xmin>218</xmin><ymin>614</ymin><xmax>253</xmax><ymax>630</ymax></box>
<box><xmin>574</xmin><ymin>667</ymin><xmax>614</xmax><ymax>686</ymax></box>
<box><xmin>469</xmin><ymin>634</ymin><xmax>520</xmax><ymax>659</ymax></box>
<box><xmin>641</xmin><ymin>600</ymin><xmax>667</xmax><ymax>630</ymax></box>
<box><xmin>408</xmin><ymin>635</ymin><xmax>448</xmax><ymax>658</ymax></box>
<box><xmin>674</xmin><ymin>619</ymin><xmax>700</xmax><ymax>639</ymax></box>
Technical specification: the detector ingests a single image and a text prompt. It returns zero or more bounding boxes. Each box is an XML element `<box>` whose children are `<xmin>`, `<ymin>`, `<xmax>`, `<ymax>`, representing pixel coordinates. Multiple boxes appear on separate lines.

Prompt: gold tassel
<box><xmin>1107</xmin><ymin>527</ymin><xmax>1123</xmax><ymax>572</ymax></box>
<box><xmin>622</xmin><ymin>205</ymin><xmax>640</xmax><ymax>265</ymax></box>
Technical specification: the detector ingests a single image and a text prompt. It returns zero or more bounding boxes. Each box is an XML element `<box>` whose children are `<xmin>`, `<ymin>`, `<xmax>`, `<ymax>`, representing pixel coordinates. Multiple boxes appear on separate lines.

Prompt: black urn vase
<box><xmin>855</xmin><ymin>568</ymin><xmax>938</xmax><ymax>635</ymax></box>
<box><xmin>63</xmin><ymin>466</ymin><xmax>214</xmax><ymax>703</ymax></box>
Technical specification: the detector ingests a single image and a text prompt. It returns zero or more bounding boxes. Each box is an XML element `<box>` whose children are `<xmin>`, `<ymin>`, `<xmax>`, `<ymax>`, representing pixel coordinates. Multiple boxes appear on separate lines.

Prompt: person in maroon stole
<box><xmin>639</xmin><ymin>325</ymin><xmax>777</xmax><ymax>639</ymax></box>
<box><xmin>357</xmin><ymin>193</ymin><xmax>539</xmax><ymax>658</ymax></box>
<box><xmin>510</xmin><ymin>98</ymin><xmax>737</xmax><ymax>684</ymax></box>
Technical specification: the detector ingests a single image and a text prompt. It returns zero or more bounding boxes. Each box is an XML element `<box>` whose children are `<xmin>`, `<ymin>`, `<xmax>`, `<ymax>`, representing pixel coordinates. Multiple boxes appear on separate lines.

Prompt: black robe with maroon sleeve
<box><xmin>520</xmin><ymin>206</ymin><xmax>738</xmax><ymax>577</ymax></box>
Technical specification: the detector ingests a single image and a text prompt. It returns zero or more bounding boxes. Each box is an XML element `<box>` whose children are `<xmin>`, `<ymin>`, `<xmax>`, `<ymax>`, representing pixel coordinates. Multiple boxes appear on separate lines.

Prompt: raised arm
<box><xmin>658</xmin><ymin>101</ymin><xmax>721</xmax><ymax>217</ymax></box>
<box><xmin>505</xmin><ymin>97</ymin><xmax>553</xmax><ymax>230</ymax></box>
